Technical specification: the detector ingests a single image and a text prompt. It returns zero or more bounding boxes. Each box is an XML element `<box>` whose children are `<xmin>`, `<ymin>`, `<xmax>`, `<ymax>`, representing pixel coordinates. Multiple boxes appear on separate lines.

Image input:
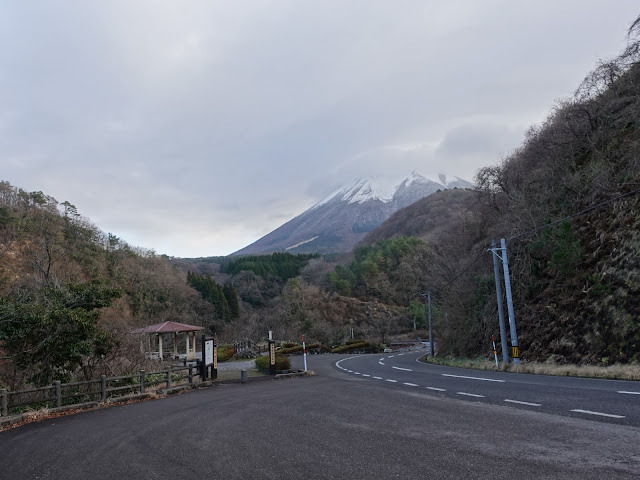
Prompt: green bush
<box><xmin>216</xmin><ymin>345</ymin><xmax>236</xmax><ymax>362</ymax></box>
<box><xmin>255</xmin><ymin>354</ymin><xmax>291</xmax><ymax>373</ymax></box>
<box><xmin>332</xmin><ymin>342</ymin><xmax>380</xmax><ymax>354</ymax></box>
<box><xmin>277</xmin><ymin>345</ymin><xmax>303</xmax><ymax>354</ymax></box>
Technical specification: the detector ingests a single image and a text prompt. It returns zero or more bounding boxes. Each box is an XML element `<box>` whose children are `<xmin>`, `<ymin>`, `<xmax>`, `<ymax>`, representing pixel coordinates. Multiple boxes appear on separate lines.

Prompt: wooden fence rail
<box><xmin>0</xmin><ymin>365</ymin><xmax>202</xmax><ymax>418</ymax></box>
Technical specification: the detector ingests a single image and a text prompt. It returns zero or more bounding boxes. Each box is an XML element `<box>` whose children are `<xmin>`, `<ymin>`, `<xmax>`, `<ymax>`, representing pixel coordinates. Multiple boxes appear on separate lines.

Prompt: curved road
<box><xmin>336</xmin><ymin>350</ymin><xmax>640</xmax><ymax>426</ymax></box>
<box><xmin>0</xmin><ymin>352</ymin><xmax>638</xmax><ymax>479</ymax></box>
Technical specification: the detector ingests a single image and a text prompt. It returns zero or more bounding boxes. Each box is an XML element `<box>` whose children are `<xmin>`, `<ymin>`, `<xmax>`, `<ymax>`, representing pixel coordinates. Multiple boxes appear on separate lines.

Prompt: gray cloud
<box><xmin>1</xmin><ymin>1</ymin><xmax>638</xmax><ymax>256</ymax></box>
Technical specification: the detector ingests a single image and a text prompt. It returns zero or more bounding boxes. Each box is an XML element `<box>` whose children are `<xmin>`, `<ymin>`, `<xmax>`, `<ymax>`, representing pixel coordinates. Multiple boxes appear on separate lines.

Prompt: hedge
<box><xmin>255</xmin><ymin>354</ymin><xmax>291</xmax><ymax>373</ymax></box>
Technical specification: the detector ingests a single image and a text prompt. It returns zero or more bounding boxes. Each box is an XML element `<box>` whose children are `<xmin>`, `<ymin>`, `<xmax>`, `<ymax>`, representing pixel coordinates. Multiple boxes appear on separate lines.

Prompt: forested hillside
<box><xmin>0</xmin><ymin>182</ymin><xmax>214</xmax><ymax>389</ymax></box>
<box><xmin>350</xmin><ymin>18</ymin><xmax>640</xmax><ymax>364</ymax></box>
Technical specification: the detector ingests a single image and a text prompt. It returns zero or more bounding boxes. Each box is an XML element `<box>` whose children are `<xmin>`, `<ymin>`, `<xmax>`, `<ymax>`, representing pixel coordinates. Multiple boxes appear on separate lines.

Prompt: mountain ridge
<box><xmin>233</xmin><ymin>172</ymin><xmax>473</xmax><ymax>256</ymax></box>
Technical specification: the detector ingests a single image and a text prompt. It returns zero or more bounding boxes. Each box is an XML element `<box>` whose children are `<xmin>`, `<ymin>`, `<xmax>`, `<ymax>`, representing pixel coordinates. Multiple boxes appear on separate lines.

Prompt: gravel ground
<box><xmin>216</xmin><ymin>359</ymin><xmax>257</xmax><ymax>371</ymax></box>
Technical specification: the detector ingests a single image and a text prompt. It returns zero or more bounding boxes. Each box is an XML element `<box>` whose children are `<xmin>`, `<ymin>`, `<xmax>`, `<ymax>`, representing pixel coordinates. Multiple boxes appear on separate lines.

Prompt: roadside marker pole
<box><xmin>492</xmin><ymin>335</ymin><xmax>499</xmax><ymax>368</ymax></box>
<box><xmin>302</xmin><ymin>335</ymin><xmax>308</xmax><ymax>372</ymax></box>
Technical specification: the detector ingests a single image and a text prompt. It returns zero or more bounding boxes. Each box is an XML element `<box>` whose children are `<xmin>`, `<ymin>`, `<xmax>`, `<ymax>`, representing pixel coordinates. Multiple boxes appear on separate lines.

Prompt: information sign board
<box><xmin>204</xmin><ymin>339</ymin><xmax>214</xmax><ymax>366</ymax></box>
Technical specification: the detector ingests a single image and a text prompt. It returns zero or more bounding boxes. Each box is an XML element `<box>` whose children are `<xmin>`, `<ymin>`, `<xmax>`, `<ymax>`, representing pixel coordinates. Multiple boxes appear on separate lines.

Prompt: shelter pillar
<box><xmin>173</xmin><ymin>332</ymin><xmax>178</xmax><ymax>358</ymax></box>
<box><xmin>158</xmin><ymin>334</ymin><xmax>163</xmax><ymax>359</ymax></box>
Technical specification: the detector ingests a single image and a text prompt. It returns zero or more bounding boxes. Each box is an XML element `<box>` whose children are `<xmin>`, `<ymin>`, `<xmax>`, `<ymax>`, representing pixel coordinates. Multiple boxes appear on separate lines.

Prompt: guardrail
<box><xmin>0</xmin><ymin>365</ymin><xmax>202</xmax><ymax>418</ymax></box>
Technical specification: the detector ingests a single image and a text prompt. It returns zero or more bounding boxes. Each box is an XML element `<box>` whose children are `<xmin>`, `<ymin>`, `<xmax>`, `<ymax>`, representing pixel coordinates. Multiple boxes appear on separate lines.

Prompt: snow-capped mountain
<box><xmin>232</xmin><ymin>172</ymin><xmax>473</xmax><ymax>255</ymax></box>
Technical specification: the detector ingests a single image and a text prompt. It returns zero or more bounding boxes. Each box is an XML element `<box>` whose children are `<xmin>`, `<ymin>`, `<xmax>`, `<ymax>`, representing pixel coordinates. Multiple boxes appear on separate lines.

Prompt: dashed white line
<box><xmin>353</xmin><ymin>372</ymin><xmax>361</xmax><ymax>375</ymax></box>
<box><xmin>361</xmin><ymin>374</ymin><xmax>371</xmax><ymax>377</ymax></box>
<box><xmin>426</xmin><ymin>387</ymin><xmax>446</xmax><ymax>392</ymax></box>
<box><xmin>442</xmin><ymin>374</ymin><xmax>505</xmax><ymax>383</ymax></box>
<box><xmin>618</xmin><ymin>391</ymin><xmax>640</xmax><ymax>395</ymax></box>
<box><xmin>403</xmin><ymin>382</ymin><xmax>418</xmax><ymax>387</ymax></box>
<box><xmin>571</xmin><ymin>409</ymin><xmax>625</xmax><ymax>419</ymax></box>
<box><xmin>385</xmin><ymin>379</ymin><xmax>398</xmax><ymax>383</ymax></box>
<box><xmin>378</xmin><ymin>361</ymin><xmax>385</xmax><ymax>365</ymax></box>
<box><xmin>392</xmin><ymin>366</ymin><xmax>413</xmax><ymax>372</ymax></box>
<box><xmin>504</xmin><ymin>399</ymin><xmax>541</xmax><ymax>407</ymax></box>
<box><xmin>379</xmin><ymin>358</ymin><xmax>385</xmax><ymax>362</ymax></box>
<box><xmin>457</xmin><ymin>392</ymin><xmax>485</xmax><ymax>398</ymax></box>
<box><xmin>373</xmin><ymin>376</ymin><xmax>383</xmax><ymax>380</ymax></box>
<box><xmin>347</xmin><ymin>370</ymin><xmax>353</xmax><ymax>373</ymax></box>
<box><xmin>388</xmin><ymin>355</ymin><xmax>395</xmax><ymax>358</ymax></box>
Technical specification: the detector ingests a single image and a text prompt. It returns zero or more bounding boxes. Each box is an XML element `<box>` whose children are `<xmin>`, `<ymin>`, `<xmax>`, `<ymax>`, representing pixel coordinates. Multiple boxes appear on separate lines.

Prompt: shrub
<box><xmin>216</xmin><ymin>345</ymin><xmax>236</xmax><ymax>362</ymax></box>
<box><xmin>277</xmin><ymin>345</ymin><xmax>303</xmax><ymax>355</ymax></box>
<box><xmin>255</xmin><ymin>354</ymin><xmax>291</xmax><ymax>373</ymax></box>
<box><xmin>332</xmin><ymin>341</ymin><xmax>380</xmax><ymax>353</ymax></box>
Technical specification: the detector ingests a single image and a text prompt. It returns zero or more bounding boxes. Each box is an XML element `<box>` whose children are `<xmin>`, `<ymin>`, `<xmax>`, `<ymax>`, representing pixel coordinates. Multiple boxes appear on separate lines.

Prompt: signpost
<box><xmin>268</xmin><ymin>330</ymin><xmax>276</xmax><ymax>375</ymax></box>
<box><xmin>201</xmin><ymin>336</ymin><xmax>217</xmax><ymax>380</ymax></box>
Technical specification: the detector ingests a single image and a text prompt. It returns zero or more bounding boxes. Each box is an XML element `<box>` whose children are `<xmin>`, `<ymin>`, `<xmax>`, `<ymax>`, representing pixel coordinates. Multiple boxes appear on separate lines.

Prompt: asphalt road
<box><xmin>336</xmin><ymin>349</ymin><xmax>640</xmax><ymax>426</ymax></box>
<box><xmin>1</xmin><ymin>353</ymin><xmax>639</xmax><ymax>479</ymax></box>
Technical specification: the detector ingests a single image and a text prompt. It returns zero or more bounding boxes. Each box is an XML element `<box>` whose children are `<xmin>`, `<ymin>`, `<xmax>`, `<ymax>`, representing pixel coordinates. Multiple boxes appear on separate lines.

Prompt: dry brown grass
<box><xmin>421</xmin><ymin>356</ymin><xmax>640</xmax><ymax>381</ymax></box>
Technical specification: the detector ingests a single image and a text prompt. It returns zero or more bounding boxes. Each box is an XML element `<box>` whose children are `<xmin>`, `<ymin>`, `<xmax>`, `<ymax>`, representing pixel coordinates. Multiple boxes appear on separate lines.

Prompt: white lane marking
<box><xmin>388</xmin><ymin>355</ymin><xmax>395</xmax><ymax>358</ymax></box>
<box><xmin>571</xmin><ymin>409</ymin><xmax>625</xmax><ymax>419</ymax></box>
<box><xmin>379</xmin><ymin>358</ymin><xmax>385</xmax><ymax>362</ymax></box>
<box><xmin>442</xmin><ymin>374</ymin><xmax>505</xmax><ymax>383</ymax></box>
<box><xmin>403</xmin><ymin>382</ymin><xmax>418</xmax><ymax>387</ymax></box>
<box><xmin>385</xmin><ymin>379</ymin><xmax>398</xmax><ymax>383</ymax></box>
<box><xmin>347</xmin><ymin>370</ymin><xmax>353</xmax><ymax>373</ymax></box>
<box><xmin>457</xmin><ymin>392</ymin><xmax>485</xmax><ymax>398</ymax></box>
<box><xmin>426</xmin><ymin>387</ymin><xmax>446</xmax><ymax>392</ymax></box>
<box><xmin>378</xmin><ymin>361</ymin><xmax>385</xmax><ymax>365</ymax></box>
<box><xmin>361</xmin><ymin>374</ymin><xmax>370</xmax><ymax>377</ymax></box>
<box><xmin>392</xmin><ymin>366</ymin><xmax>413</xmax><ymax>372</ymax></box>
<box><xmin>398</xmin><ymin>353</ymin><xmax>405</xmax><ymax>356</ymax></box>
<box><xmin>618</xmin><ymin>391</ymin><xmax>640</xmax><ymax>395</ymax></box>
<box><xmin>373</xmin><ymin>376</ymin><xmax>383</xmax><ymax>380</ymax></box>
<box><xmin>353</xmin><ymin>372</ymin><xmax>361</xmax><ymax>375</ymax></box>
<box><xmin>504</xmin><ymin>399</ymin><xmax>541</xmax><ymax>407</ymax></box>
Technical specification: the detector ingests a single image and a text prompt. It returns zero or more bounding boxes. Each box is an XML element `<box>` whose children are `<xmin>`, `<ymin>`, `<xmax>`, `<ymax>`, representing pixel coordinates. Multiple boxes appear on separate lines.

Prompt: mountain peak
<box><xmin>345</xmin><ymin>177</ymin><xmax>393</xmax><ymax>205</ymax></box>
<box><xmin>234</xmin><ymin>171</ymin><xmax>473</xmax><ymax>255</ymax></box>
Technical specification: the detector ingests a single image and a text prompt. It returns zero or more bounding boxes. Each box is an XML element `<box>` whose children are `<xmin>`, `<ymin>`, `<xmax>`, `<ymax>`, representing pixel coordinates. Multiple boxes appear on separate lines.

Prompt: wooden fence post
<box><xmin>188</xmin><ymin>366</ymin><xmax>193</xmax><ymax>384</ymax></box>
<box><xmin>100</xmin><ymin>376</ymin><xmax>107</xmax><ymax>402</ymax></box>
<box><xmin>54</xmin><ymin>381</ymin><xmax>61</xmax><ymax>408</ymax></box>
<box><xmin>139</xmin><ymin>370</ymin><xmax>146</xmax><ymax>394</ymax></box>
<box><xmin>0</xmin><ymin>389</ymin><xmax>7</xmax><ymax>416</ymax></box>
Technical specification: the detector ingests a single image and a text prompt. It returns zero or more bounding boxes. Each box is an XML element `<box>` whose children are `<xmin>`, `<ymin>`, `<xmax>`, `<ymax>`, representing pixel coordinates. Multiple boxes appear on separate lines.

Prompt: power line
<box><xmin>436</xmin><ymin>185</ymin><xmax>640</xmax><ymax>288</ymax></box>
<box><xmin>507</xmin><ymin>186</ymin><xmax>640</xmax><ymax>242</ymax></box>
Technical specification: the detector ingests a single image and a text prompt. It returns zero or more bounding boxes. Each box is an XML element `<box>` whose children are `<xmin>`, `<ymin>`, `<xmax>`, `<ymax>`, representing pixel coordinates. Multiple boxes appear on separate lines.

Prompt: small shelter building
<box><xmin>134</xmin><ymin>321</ymin><xmax>205</xmax><ymax>360</ymax></box>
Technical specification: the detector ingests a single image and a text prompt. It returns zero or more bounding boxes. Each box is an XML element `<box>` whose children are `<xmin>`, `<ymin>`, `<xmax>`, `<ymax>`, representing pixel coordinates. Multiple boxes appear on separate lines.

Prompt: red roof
<box><xmin>133</xmin><ymin>321</ymin><xmax>205</xmax><ymax>334</ymax></box>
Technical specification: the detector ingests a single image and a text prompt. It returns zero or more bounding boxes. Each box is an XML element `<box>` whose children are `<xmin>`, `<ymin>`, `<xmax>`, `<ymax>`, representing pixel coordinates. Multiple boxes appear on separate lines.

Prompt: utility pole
<box><xmin>427</xmin><ymin>290</ymin><xmax>434</xmax><ymax>357</ymax></box>
<box><xmin>500</xmin><ymin>238</ymin><xmax>520</xmax><ymax>364</ymax></box>
<box><xmin>490</xmin><ymin>239</ymin><xmax>509</xmax><ymax>364</ymax></box>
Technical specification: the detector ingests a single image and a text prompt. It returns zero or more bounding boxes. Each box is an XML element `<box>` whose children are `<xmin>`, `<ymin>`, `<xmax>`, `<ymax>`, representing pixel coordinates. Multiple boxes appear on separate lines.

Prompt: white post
<box><xmin>268</xmin><ymin>330</ymin><xmax>273</xmax><ymax>341</ymax></box>
<box><xmin>158</xmin><ymin>334</ymin><xmax>163</xmax><ymax>359</ymax></box>
<box><xmin>302</xmin><ymin>335</ymin><xmax>307</xmax><ymax>372</ymax></box>
<box><xmin>173</xmin><ymin>332</ymin><xmax>178</xmax><ymax>358</ymax></box>
<box><xmin>186</xmin><ymin>332</ymin><xmax>190</xmax><ymax>359</ymax></box>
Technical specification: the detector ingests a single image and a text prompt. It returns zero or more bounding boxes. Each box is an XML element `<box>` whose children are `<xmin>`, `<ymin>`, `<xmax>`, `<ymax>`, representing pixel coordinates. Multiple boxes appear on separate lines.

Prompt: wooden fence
<box><xmin>0</xmin><ymin>365</ymin><xmax>202</xmax><ymax>418</ymax></box>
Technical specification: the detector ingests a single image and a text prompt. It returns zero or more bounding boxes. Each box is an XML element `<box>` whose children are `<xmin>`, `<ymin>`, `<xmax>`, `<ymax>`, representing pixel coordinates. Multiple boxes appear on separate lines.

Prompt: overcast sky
<box><xmin>1</xmin><ymin>1</ymin><xmax>638</xmax><ymax>257</ymax></box>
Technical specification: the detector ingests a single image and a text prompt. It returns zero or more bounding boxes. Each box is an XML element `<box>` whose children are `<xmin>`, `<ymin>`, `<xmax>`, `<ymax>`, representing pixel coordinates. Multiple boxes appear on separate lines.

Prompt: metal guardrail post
<box><xmin>1</xmin><ymin>389</ymin><xmax>7</xmax><ymax>416</ymax></box>
<box><xmin>54</xmin><ymin>381</ymin><xmax>62</xmax><ymax>408</ymax></box>
<box><xmin>100</xmin><ymin>375</ymin><xmax>107</xmax><ymax>402</ymax></box>
<box><xmin>139</xmin><ymin>370</ymin><xmax>146</xmax><ymax>394</ymax></box>
<box><xmin>166</xmin><ymin>369</ymin><xmax>171</xmax><ymax>390</ymax></box>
